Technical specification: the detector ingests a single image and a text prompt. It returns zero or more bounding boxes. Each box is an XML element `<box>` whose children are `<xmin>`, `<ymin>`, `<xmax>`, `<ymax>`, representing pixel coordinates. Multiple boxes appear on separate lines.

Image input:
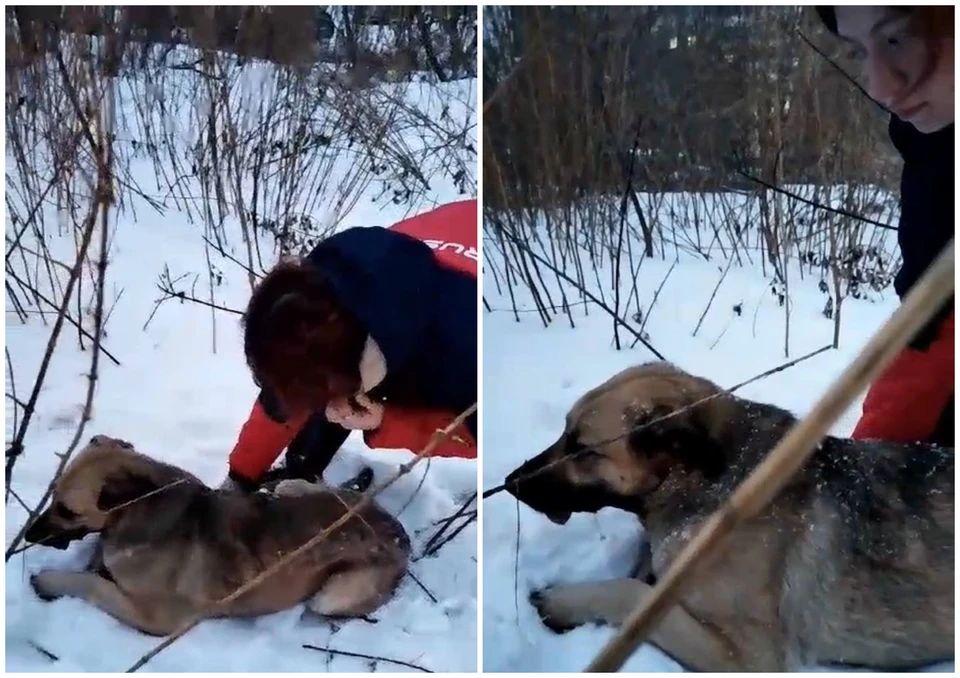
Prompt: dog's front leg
<box><xmin>629</xmin><ymin>535</ymin><xmax>657</xmax><ymax>585</ymax></box>
<box><xmin>531</xmin><ymin>578</ymin><xmax>744</xmax><ymax>671</ymax></box>
<box><xmin>30</xmin><ymin>570</ymin><xmax>186</xmax><ymax>636</ymax></box>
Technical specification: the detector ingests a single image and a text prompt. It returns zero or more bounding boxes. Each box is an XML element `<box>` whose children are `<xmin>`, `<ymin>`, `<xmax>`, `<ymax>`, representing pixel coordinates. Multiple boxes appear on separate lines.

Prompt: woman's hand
<box><xmin>326</xmin><ymin>393</ymin><xmax>384</xmax><ymax>431</ymax></box>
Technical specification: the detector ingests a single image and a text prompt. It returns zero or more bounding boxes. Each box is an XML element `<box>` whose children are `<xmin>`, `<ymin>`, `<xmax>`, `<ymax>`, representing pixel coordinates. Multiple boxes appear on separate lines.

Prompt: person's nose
<box><xmin>864</xmin><ymin>51</ymin><xmax>910</xmax><ymax>107</ymax></box>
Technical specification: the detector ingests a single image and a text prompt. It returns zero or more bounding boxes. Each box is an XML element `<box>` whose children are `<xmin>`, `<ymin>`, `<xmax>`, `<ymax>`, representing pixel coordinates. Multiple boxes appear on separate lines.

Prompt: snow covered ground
<box><xmin>5</xmin><ymin>62</ymin><xmax>477</xmax><ymax>672</ymax></box>
<box><xmin>480</xmin><ymin>208</ymin><xmax>955</xmax><ymax>673</ymax></box>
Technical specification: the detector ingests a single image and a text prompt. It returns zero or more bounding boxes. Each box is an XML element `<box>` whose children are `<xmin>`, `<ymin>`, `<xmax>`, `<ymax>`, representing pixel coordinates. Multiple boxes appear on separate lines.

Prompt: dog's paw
<box><xmin>30</xmin><ymin>571</ymin><xmax>70</xmax><ymax>602</ymax></box>
<box><xmin>529</xmin><ymin>587</ymin><xmax>580</xmax><ymax>634</ymax></box>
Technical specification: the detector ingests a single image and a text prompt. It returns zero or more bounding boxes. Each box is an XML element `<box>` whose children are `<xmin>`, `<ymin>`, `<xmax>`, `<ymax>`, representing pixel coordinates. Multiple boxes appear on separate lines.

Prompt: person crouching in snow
<box><xmin>218</xmin><ymin>199</ymin><xmax>478</xmax><ymax>493</ymax></box>
<box><xmin>814</xmin><ymin>6</ymin><xmax>954</xmax><ymax>448</ymax></box>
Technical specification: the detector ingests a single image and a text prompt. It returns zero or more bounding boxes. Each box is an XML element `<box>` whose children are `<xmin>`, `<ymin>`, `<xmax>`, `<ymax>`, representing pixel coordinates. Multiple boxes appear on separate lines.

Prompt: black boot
<box><xmin>339</xmin><ymin>467</ymin><xmax>374</xmax><ymax>493</ymax></box>
<box><xmin>281</xmin><ymin>413</ymin><xmax>351</xmax><ymax>482</ymax></box>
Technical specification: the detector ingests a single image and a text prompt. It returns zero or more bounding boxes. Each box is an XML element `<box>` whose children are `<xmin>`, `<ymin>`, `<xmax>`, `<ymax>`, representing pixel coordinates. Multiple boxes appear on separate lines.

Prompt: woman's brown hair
<box><xmin>242</xmin><ymin>258</ymin><xmax>368</xmax><ymax>417</ymax></box>
<box><xmin>815</xmin><ymin>6</ymin><xmax>954</xmax><ymax>40</ymax></box>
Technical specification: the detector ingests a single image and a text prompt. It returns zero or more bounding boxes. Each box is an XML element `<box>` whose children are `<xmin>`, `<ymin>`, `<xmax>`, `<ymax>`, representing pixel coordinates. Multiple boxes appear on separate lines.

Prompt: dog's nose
<box><xmin>505</xmin><ymin>456</ymin><xmax>541</xmax><ymax>492</ymax></box>
<box><xmin>503</xmin><ymin>471</ymin><xmax>522</xmax><ymax>497</ymax></box>
<box><xmin>24</xmin><ymin>514</ymin><xmax>49</xmax><ymax>544</ymax></box>
<box><xmin>89</xmin><ymin>435</ymin><xmax>108</xmax><ymax>446</ymax></box>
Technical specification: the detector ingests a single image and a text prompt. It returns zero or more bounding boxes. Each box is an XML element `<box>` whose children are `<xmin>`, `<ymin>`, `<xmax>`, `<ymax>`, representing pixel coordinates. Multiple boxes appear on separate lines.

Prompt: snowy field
<box><xmin>5</xmin><ymin>60</ymin><xmax>478</xmax><ymax>672</ymax></box>
<box><xmin>480</xmin><ymin>207</ymin><xmax>955</xmax><ymax>673</ymax></box>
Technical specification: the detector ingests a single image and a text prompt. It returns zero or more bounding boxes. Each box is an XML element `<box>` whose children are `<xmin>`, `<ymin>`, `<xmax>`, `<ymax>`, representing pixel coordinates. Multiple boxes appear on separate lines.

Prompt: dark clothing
<box><xmin>932</xmin><ymin>395</ymin><xmax>955</xmax><ymax>448</ymax></box>
<box><xmin>282</xmin><ymin>414</ymin><xmax>352</xmax><ymax>482</ymax></box>
<box><xmin>888</xmin><ymin>116</ymin><xmax>954</xmax><ymax>350</ymax></box>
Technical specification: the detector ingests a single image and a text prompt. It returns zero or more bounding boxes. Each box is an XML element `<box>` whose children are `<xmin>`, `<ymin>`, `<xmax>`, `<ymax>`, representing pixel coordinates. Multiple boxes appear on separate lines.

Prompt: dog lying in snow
<box><xmin>24</xmin><ymin>434</ymin><xmax>410</xmax><ymax>636</ymax></box>
<box><xmin>504</xmin><ymin>361</ymin><xmax>954</xmax><ymax>672</ymax></box>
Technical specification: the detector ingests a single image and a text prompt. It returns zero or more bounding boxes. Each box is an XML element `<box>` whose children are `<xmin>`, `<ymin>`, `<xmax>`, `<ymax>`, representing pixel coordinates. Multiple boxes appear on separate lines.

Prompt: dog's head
<box><xmin>504</xmin><ymin>362</ymin><xmax>737</xmax><ymax>524</ymax></box>
<box><xmin>24</xmin><ymin>435</ymin><xmax>161</xmax><ymax>550</ymax></box>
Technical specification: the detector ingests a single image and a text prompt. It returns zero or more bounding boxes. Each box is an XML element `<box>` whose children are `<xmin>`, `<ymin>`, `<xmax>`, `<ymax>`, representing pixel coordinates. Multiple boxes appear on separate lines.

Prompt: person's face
<box><xmin>835</xmin><ymin>6</ymin><xmax>954</xmax><ymax>133</ymax></box>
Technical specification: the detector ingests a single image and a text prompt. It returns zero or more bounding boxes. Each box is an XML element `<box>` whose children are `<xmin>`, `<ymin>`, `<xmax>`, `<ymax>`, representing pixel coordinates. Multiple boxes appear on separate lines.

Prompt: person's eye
<box><xmin>881</xmin><ymin>21</ymin><xmax>915</xmax><ymax>50</ymax></box>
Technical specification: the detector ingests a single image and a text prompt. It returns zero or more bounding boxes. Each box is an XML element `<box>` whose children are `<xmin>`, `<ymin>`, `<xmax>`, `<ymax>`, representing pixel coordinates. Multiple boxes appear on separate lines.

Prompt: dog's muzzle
<box><xmin>24</xmin><ymin>515</ymin><xmax>88</xmax><ymax>550</ymax></box>
<box><xmin>504</xmin><ymin>458</ymin><xmax>574</xmax><ymax>525</ymax></box>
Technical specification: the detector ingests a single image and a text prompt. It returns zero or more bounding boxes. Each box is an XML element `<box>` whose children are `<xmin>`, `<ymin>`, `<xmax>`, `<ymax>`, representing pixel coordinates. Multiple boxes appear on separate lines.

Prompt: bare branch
<box><xmin>302</xmin><ymin>644</ymin><xmax>433</xmax><ymax>673</ymax></box>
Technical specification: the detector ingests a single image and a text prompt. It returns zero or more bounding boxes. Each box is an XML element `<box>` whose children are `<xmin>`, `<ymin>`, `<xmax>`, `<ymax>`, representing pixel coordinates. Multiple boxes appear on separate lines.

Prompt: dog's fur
<box><xmin>504</xmin><ymin>362</ymin><xmax>954</xmax><ymax>672</ymax></box>
<box><xmin>24</xmin><ymin>435</ymin><xmax>411</xmax><ymax>636</ymax></box>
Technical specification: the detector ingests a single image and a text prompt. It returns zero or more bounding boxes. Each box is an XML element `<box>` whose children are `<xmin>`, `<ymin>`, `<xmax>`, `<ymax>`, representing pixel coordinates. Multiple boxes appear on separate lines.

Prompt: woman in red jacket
<box><xmin>816</xmin><ymin>6</ymin><xmax>954</xmax><ymax>447</ymax></box>
<box><xmin>219</xmin><ymin>199</ymin><xmax>478</xmax><ymax>493</ymax></box>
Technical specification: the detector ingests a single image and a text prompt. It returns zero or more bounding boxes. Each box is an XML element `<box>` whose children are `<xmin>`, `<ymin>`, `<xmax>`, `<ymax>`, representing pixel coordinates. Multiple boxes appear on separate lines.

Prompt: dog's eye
<box><xmin>54</xmin><ymin>503</ymin><xmax>78</xmax><ymax>520</ymax></box>
<box><xmin>565</xmin><ymin>436</ymin><xmax>599</xmax><ymax>461</ymax></box>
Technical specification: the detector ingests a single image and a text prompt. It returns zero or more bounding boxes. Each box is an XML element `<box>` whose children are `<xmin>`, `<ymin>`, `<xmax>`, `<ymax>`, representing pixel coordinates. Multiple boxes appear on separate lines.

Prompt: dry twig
<box><xmin>692</xmin><ymin>255</ymin><xmax>735</xmax><ymax>337</ymax></box>
<box><xmin>302</xmin><ymin>644</ymin><xmax>433</xmax><ymax>673</ymax></box>
<box><xmin>4</xmin><ymin>269</ymin><xmax>121</xmax><ymax>366</ymax></box>
<box><xmin>499</xmin><ymin>228</ymin><xmax>666</xmax><ymax>361</ymax></box>
<box><xmin>418</xmin><ymin>491</ymin><xmax>478</xmax><ymax>559</ymax></box>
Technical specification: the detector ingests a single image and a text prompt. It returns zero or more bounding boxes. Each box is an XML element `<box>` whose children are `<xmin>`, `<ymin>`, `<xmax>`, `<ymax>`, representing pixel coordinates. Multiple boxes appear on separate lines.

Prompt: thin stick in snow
<box><xmin>302</xmin><ymin>644</ymin><xmax>433</xmax><ymax>673</ymax></box>
<box><xmin>4</xmin><ymin>269</ymin><xmax>122</xmax><ymax>366</ymax></box>
<box><xmin>692</xmin><ymin>255</ymin><xmax>735</xmax><ymax>337</ymax></box>
<box><xmin>499</xmin><ymin>228</ymin><xmax>666</xmax><ymax>361</ymax></box>
<box><xmin>634</xmin><ymin>260</ymin><xmax>677</xmax><ymax>345</ymax></box>
<box><xmin>418</xmin><ymin>491</ymin><xmax>478</xmax><ymax>559</ymax></box>
<box><xmin>513</xmin><ymin>498</ymin><xmax>521</xmax><ymax>623</ymax></box>
<box><xmin>405</xmin><ymin>569</ymin><xmax>439</xmax><ymax>604</ymax></box>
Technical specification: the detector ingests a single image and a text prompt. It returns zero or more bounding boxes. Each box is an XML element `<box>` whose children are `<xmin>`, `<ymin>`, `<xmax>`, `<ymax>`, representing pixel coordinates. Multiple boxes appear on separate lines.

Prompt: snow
<box><xmin>480</xmin><ymin>205</ymin><xmax>954</xmax><ymax>673</ymax></box>
<box><xmin>5</xmin><ymin>59</ymin><xmax>477</xmax><ymax>672</ymax></box>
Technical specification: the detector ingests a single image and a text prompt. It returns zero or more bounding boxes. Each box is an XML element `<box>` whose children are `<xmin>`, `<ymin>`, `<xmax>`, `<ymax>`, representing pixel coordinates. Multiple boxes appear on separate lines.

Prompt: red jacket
<box><xmin>229</xmin><ymin>200</ymin><xmax>478</xmax><ymax>483</ymax></box>
<box><xmin>851</xmin><ymin>310</ymin><xmax>954</xmax><ymax>446</ymax></box>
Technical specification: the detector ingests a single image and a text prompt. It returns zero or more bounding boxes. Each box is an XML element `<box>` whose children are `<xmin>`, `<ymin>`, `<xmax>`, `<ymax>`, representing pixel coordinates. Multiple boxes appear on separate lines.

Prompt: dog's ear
<box><xmin>96</xmin><ymin>470</ymin><xmax>159</xmax><ymax>511</ymax></box>
<box><xmin>624</xmin><ymin>403</ymin><xmax>726</xmax><ymax>479</ymax></box>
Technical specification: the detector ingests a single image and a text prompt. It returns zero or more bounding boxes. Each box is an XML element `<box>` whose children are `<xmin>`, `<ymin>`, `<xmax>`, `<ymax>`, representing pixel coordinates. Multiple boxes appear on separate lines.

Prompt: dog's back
<box><xmin>782</xmin><ymin>437</ymin><xmax>954</xmax><ymax>669</ymax></box>
<box><xmin>101</xmin><ymin>478</ymin><xmax>411</xmax><ymax>614</ymax></box>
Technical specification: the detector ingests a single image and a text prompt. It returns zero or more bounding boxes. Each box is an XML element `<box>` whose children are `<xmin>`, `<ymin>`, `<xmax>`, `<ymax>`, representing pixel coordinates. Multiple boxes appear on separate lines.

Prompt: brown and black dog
<box><xmin>504</xmin><ymin>362</ymin><xmax>954</xmax><ymax>672</ymax></box>
<box><xmin>24</xmin><ymin>435</ymin><xmax>410</xmax><ymax>636</ymax></box>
